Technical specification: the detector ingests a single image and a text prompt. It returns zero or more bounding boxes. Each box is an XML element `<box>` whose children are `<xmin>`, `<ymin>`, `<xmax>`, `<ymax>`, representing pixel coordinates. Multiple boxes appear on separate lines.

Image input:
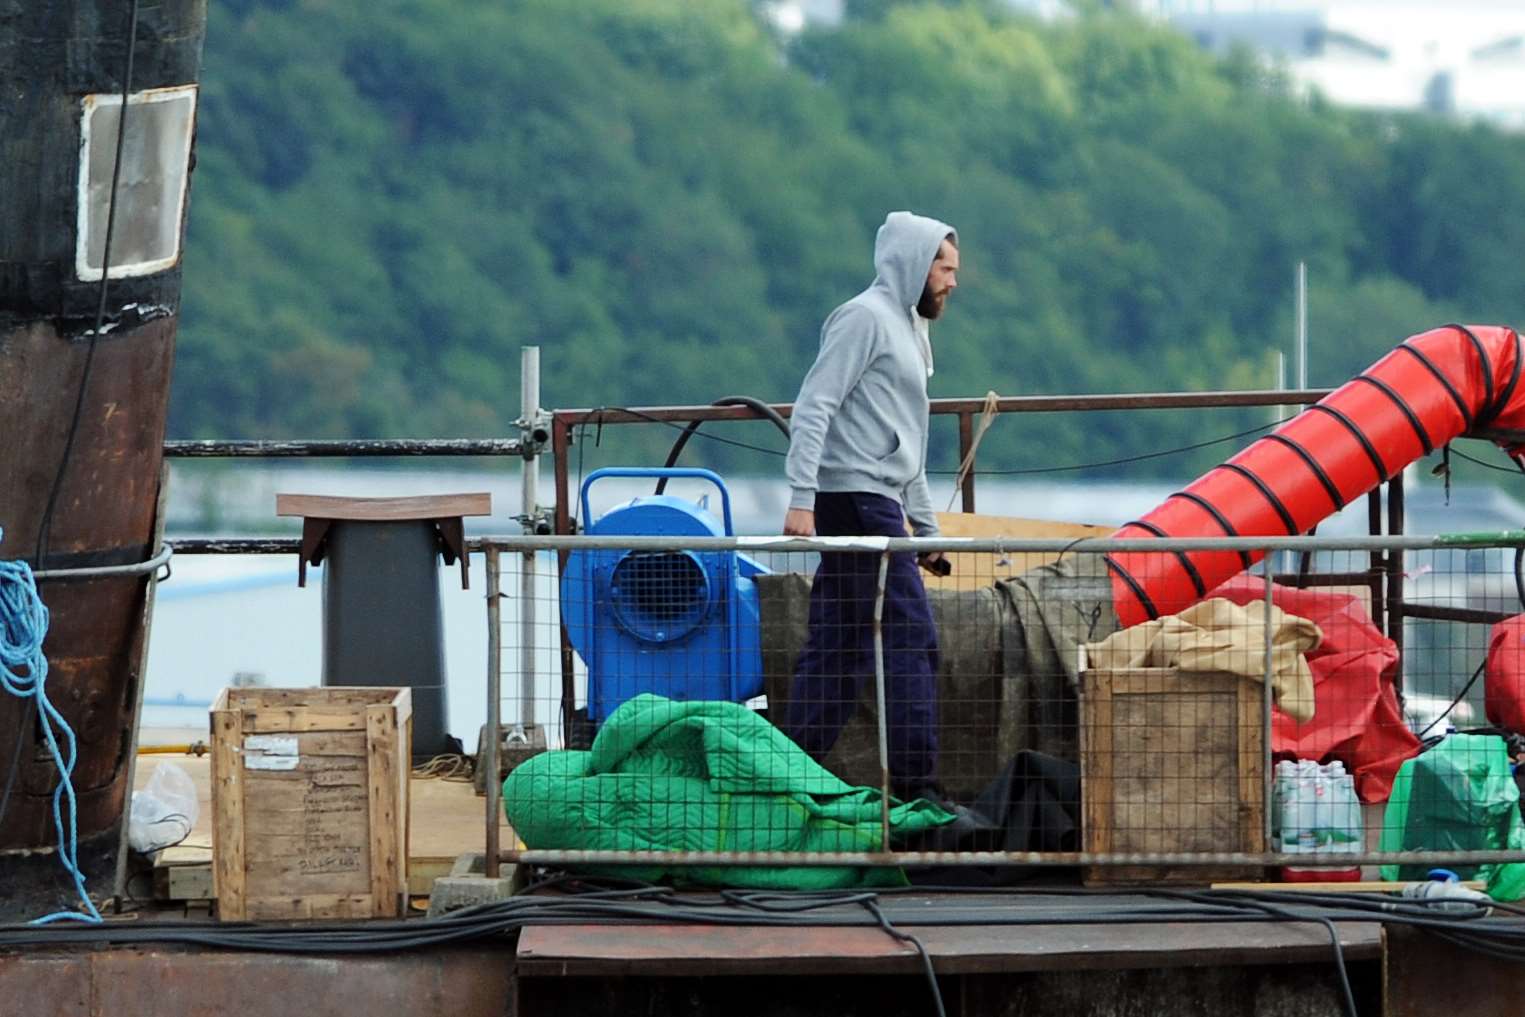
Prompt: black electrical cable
<box><xmin>7</xmin><ymin>886</ymin><xmax>1525</xmax><ymax>973</ymax></box>
<box><xmin>1418</xmin><ymin>659</ymin><xmax>1487</xmax><ymax>739</ymax></box>
<box><xmin>654</xmin><ymin>396</ymin><xmax>791</xmax><ymax>495</ymax></box>
<box><xmin>1451</xmin><ymin>445</ymin><xmax>1525</xmax><ymax>475</ymax></box>
<box><xmin>1150</xmin><ymin>888</ymin><xmax>1358</xmax><ymax>1017</ymax></box>
<box><xmin>1516</xmin><ymin>545</ymin><xmax>1525</xmax><ymax>611</ymax></box>
<box><xmin>36</xmin><ymin>0</ymin><xmax>140</xmax><ymax>567</ymax></box>
<box><xmin>718</xmin><ymin>889</ymin><xmax>945</xmax><ymax>1017</ymax></box>
<box><xmin>591</xmin><ymin>405</ymin><xmax>1297</xmax><ymax>479</ymax></box>
<box><xmin>931</xmin><ymin>417</ymin><xmax>1291</xmax><ymax>476</ymax></box>
<box><xmin>592</xmin><ymin>405</ymin><xmax>789</xmax><ymax>458</ymax></box>
<box><xmin>0</xmin><ymin>0</ymin><xmax>139</xmax><ymax>842</ymax></box>
<box><xmin>864</xmin><ymin>897</ymin><xmax>946</xmax><ymax>1017</ymax></box>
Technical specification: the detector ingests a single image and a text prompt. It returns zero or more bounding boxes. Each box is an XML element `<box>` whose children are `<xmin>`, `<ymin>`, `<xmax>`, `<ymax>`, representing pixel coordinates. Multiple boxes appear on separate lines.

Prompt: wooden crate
<box><xmin>211</xmin><ymin>687</ymin><xmax>412</xmax><ymax>920</ymax></box>
<box><xmin>1080</xmin><ymin>667</ymin><xmax>1265</xmax><ymax>885</ymax></box>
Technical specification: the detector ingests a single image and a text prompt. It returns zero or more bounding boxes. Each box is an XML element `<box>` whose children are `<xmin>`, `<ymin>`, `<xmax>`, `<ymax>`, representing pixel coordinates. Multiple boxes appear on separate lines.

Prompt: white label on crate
<box><xmin>243</xmin><ymin>735</ymin><xmax>300</xmax><ymax>770</ymax></box>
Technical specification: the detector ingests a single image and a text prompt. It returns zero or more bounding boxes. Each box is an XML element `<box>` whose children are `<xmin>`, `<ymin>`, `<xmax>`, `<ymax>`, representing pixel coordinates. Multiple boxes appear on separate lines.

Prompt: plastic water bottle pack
<box><xmin>1273</xmin><ymin>759</ymin><xmax>1363</xmax><ymax>855</ymax></box>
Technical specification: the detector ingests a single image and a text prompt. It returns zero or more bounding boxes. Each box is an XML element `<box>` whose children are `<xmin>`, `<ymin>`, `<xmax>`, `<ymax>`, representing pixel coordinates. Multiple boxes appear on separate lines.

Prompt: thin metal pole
<box><xmin>1389</xmin><ymin>471</ymin><xmax>1407</xmax><ymax>696</ymax></box>
<box><xmin>1295</xmin><ymin>260</ymin><xmax>1308</xmax><ymax>391</ymax></box>
<box><xmin>1368</xmin><ymin>487</ymin><xmax>1385</xmax><ymax>632</ymax></box>
<box><xmin>552</xmin><ymin>414</ymin><xmax>577</xmax><ymax>748</ymax></box>
<box><xmin>872</xmin><ymin>550</ymin><xmax>892</xmax><ymax>848</ymax></box>
<box><xmin>1272</xmin><ymin>350</ymin><xmax>1286</xmax><ymax>428</ymax></box>
<box><xmin>485</xmin><ymin>546</ymin><xmax>502</xmax><ymax>880</ymax></box>
<box><xmin>520</xmin><ymin>347</ymin><xmax>540</xmax><ymax>732</ymax></box>
<box><xmin>1263</xmin><ymin>566</ymin><xmax>1275</xmax><ymax>851</ymax></box>
<box><xmin>162</xmin><ymin>438</ymin><xmax>523</xmax><ymax>458</ymax></box>
<box><xmin>501</xmin><ymin>847</ymin><xmax>1525</xmax><ymax>868</ymax></box>
<box><xmin>957</xmin><ymin>411</ymin><xmax>976</xmax><ymax>513</ymax></box>
<box><xmin>172</xmin><ymin>532</ymin><xmax>1525</xmax><ymax>556</ymax></box>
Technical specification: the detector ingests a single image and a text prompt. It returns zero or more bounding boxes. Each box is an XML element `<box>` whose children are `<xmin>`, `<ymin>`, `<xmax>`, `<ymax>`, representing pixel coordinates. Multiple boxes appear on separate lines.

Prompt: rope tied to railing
<box><xmin>0</xmin><ymin>527</ymin><xmax>101</xmax><ymax>924</ymax></box>
<box><xmin>946</xmin><ymin>390</ymin><xmax>1001</xmax><ymax>511</ymax></box>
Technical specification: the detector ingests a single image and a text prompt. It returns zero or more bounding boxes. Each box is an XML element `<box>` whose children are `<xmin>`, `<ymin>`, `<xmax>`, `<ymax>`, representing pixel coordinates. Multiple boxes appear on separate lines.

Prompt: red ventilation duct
<box><xmin>1108</xmin><ymin>325</ymin><xmax>1525</xmax><ymax>626</ymax></box>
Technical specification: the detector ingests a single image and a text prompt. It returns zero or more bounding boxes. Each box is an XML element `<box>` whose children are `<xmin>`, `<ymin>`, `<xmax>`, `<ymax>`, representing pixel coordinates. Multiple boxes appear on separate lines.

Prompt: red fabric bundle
<box><xmin>1210</xmin><ymin>576</ymin><xmax>1419</xmax><ymax>802</ymax></box>
<box><xmin>1486</xmin><ymin>615</ymin><xmax>1525</xmax><ymax>734</ymax></box>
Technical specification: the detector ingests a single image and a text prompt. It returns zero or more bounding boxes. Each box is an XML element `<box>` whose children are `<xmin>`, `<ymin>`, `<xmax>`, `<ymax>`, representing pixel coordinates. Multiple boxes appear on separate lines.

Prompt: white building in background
<box><xmin>1161</xmin><ymin>1</ymin><xmax>1525</xmax><ymax>127</ymax></box>
<box><xmin>759</xmin><ymin>0</ymin><xmax>1071</xmax><ymax>34</ymax></box>
<box><xmin>763</xmin><ymin>0</ymin><xmax>1525</xmax><ymax>127</ymax></box>
<box><xmin>759</xmin><ymin>0</ymin><xmax>843</xmax><ymax>34</ymax></box>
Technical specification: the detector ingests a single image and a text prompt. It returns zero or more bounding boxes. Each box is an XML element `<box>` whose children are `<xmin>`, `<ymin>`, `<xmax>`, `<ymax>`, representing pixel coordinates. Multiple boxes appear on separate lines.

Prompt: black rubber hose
<box><xmin>654</xmin><ymin>396</ymin><xmax>791</xmax><ymax>495</ymax></box>
<box><xmin>1515</xmin><ymin>545</ymin><xmax>1524</xmax><ymax>611</ymax></box>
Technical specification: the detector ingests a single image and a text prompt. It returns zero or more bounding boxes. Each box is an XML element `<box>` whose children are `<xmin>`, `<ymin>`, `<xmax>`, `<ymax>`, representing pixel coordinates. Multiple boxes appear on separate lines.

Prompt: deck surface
<box><xmin>516</xmin><ymin>892</ymin><xmax>1386</xmax><ymax>976</ymax></box>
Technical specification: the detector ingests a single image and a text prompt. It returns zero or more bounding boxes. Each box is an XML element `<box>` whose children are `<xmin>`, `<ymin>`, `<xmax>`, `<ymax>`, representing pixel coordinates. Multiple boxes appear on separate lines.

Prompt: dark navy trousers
<box><xmin>783</xmin><ymin>491</ymin><xmax>939</xmax><ymax>796</ymax></box>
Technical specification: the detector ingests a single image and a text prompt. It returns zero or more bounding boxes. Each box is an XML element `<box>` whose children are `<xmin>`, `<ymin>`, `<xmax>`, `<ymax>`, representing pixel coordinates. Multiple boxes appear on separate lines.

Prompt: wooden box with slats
<box><xmin>1080</xmin><ymin>667</ymin><xmax>1265</xmax><ymax>886</ymax></box>
<box><xmin>211</xmin><ymin>687</ymin><xmax>411</xmax><ymax>920</ymax></box>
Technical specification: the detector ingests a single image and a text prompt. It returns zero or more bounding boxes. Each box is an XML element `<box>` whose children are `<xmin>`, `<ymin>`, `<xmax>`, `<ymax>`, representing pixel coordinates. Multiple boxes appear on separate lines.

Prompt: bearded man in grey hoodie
<box><xmin>781</xmin><ymin>211</ymin><xmax>959</xmax><ymax>804</ymax></box>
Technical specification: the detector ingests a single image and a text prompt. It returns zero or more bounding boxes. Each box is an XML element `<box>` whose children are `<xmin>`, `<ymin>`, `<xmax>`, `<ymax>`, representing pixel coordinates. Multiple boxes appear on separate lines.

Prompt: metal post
<box><xmin>485</xmin><ymin>547</ymin><xmax>502</xmax><ymax>880</ymax></box>
<box><xmin>1368</xmin><ymin>487</ymin><xmax>1385</xmax><ymax>631</ymax></box>
<box><xmin>1388</xmin><ymin>471</ymin><xmax>1406</xmax><ymax>695</ymax></box>
<box><xmin>957</xmin><ymin>411</ymin><xmax>976</xmax><ymax>513</ymax></box>
<box><xmin>552</xmin><ymin>414</ymin><xmax>577</xmax><ymax>748</ymax></box>
<box><xmin>1272</xmin><ymin>351</ymin><xmax>1286</xmax><ymax>428</ymax></box>
<box><xmin>1263</xmin><ymin>565</ymin><xmax>1275</xmax><ymax>850</ymax></box>
<box><xmin>872</xmin><ymin>550</ymin><xmax>892</xmax><ymax>849</ymax></box>
<box><xmin>1295</xmin><ymin>260</ymin><xmax>1308</xmax><ymax>391</ymax></box>
<box><xmin>519</xmin><ymin>346</ymin><xmax>540</xmax><ymax>733</ymax></box>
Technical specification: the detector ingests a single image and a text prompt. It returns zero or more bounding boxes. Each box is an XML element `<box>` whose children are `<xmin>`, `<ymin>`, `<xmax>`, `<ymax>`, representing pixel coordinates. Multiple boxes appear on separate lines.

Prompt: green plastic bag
<box><xmin>1379</xmin><ymin>733</ymin><xmax>1525</xmax><ymax>900</ymax></box>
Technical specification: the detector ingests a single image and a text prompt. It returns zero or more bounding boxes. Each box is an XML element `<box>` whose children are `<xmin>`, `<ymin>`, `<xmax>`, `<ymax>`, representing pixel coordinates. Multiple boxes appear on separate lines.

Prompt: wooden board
<box><xmin>1210</xmin><ymin>880</ymin><xmax>1485</xmax><ymax>893</ymax></box>
<box><xmin>926</xmin><ymin>512</ymin><xmax>1113</xmax><ymax>592</ymax></box>
<box><xmin>275</xmin><ymin>493</ymin><xmax>491</xmax><ymax>521</ymax></box>
<box><xmin>1081</xmin><ymin>668</ymin><xmax>1265</xmax><ymax>885</ymax></box>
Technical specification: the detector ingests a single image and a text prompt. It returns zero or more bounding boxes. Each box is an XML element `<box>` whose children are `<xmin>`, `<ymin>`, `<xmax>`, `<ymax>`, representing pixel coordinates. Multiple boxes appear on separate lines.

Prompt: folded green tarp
<box><xmin>503</xmin><ymin>694</ymin><xmax>954</xmax><ymax>889</ymax></box>
<box><xmin>1379</xmin><ymin>733</ymin><xmax>1525</xmax><ymax>900</ymax></box>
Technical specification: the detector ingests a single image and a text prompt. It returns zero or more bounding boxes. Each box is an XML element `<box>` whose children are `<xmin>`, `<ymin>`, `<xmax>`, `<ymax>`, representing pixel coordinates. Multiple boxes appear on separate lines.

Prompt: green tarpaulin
<box><xmin>1379</xmin><ymin>733</ymin><xmax>1525</xmax><ymax>900</ymax></box>
<box><xmin>503</xmin><ymin>694</ymin><xmax>953</xmax><ymax>889</ymax></box>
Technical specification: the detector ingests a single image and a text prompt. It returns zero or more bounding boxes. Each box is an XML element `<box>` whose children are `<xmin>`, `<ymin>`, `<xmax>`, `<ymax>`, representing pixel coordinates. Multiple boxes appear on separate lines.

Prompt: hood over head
<box><xmin>872</xmin><ymin>211</ymin><xmax>958</xmax><ymax>315</ymax></box>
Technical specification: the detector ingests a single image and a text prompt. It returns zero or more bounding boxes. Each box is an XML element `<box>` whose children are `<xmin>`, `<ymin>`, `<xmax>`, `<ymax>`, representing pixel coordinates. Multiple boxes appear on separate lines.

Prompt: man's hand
<box><xmin>783</xmin><ymin>508</ymin><xmax>816</xmax><ymax>536</ymax></box>
<box><xmin>918</xmin><ymin>551</ymin><xmax>951</xmax><ymax>577</ymax></box>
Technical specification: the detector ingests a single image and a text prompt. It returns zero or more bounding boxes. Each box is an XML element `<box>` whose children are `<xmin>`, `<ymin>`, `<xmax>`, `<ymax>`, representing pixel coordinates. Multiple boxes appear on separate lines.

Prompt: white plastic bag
<box><xmin>128</xmin><ymin>761</ymin><xmax>198</xmax><ymax>854</ymax></box>
<box><xmin>1273</xmin><ymin>759</ymin><xmax>1362</xmax><ymax>854</ymax></box>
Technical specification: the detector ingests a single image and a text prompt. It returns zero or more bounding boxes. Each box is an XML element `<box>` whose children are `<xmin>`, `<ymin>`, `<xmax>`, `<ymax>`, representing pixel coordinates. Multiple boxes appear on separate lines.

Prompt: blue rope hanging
<box><xmin>0</xmin><ymin>528</ymin><xmax>102</xmax><ymax>924</ymax></box>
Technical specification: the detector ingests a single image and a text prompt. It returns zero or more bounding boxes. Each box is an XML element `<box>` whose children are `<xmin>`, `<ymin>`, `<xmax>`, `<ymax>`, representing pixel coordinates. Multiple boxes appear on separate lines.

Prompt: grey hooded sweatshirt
<box><xmin>785</xmin><ymin>211</ymin><xmax>956</xmax><ymax>536</ymax></box>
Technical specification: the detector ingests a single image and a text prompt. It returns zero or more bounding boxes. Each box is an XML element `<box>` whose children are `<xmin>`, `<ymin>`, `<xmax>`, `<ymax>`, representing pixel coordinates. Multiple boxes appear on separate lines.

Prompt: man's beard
<box><xmin>917</xmin><ymin>282</ymin><xmax>947</xmax><ymax>320</ymax></box>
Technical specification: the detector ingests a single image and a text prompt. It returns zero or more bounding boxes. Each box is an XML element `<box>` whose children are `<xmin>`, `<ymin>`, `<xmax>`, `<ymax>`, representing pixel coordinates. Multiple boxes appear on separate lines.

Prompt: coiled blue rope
<box><xmin>0</xmin><ymin>528</ymin><xmax>101</xmax><ymax>924</ymax></box>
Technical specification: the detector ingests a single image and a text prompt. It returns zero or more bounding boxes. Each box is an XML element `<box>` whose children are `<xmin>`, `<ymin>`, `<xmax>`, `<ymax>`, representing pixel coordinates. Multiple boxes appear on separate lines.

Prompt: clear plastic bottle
<box><xmin>1400</xmin><ymin>868</ymin><xmax>1492</xmax><ymax>913</ymax></box>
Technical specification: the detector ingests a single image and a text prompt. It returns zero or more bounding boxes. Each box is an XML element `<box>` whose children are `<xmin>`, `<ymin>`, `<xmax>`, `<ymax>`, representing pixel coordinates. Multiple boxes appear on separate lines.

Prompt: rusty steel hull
<box><xmin>0</xmin><ymin>0</ymin><xmax>204</xmax><ymax>869</ymax></box>
<box><xmin>0</xmin><ymin>316</ymin><xmax>174</xmax><ymax>851</ymax></box>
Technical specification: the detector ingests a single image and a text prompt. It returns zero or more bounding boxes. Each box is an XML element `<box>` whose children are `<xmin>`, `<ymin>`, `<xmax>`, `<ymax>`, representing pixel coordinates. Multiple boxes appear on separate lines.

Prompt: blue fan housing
<box><xmin>562</xmin><ymin>468</ymin><xmax>767</xmax><ymax>724</ymax></box>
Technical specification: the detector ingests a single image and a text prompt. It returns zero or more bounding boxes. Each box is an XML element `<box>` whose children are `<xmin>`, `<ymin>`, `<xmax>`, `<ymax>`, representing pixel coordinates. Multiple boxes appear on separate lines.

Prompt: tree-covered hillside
<box><xmin>171</xmin><ymin>0</ymin><xmax>1525</xmax><ymax>480</ymax></box>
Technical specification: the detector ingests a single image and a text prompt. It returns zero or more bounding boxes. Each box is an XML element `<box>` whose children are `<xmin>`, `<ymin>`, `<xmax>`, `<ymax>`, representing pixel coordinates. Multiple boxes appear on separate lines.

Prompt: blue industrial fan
<box><xmin>562</xmin><ymin>468</ymin><xmax>767</xmax><ymax>724</ymax></box>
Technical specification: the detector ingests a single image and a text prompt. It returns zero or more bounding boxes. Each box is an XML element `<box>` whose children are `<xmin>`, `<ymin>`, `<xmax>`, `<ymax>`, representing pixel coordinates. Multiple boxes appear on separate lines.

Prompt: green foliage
<box><xmin>172</xmin><ymin>0</ymin><xmax>1525</xmax><ymax>489</ymax></box>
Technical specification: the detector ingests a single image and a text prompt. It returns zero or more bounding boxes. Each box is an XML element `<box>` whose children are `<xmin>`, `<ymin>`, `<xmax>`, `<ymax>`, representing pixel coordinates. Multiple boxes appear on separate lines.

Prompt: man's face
<box><xmin>917</xmin><ymin>238</ymin><xmax>959</xmax><ymax>320</ymax></box>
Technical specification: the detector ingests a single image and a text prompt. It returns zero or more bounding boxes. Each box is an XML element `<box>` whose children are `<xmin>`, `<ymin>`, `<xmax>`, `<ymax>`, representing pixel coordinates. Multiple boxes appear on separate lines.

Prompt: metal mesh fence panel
<box><xmin>486</xmin><ymin>534</ymin><xmax>1525</xmax><ymax>891</ymax></box>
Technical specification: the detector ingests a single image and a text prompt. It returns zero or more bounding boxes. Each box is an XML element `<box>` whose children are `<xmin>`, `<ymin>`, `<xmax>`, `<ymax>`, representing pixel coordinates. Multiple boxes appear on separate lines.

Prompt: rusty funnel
<box><xmin>0</xmin><ymin>0</ymin><xmax>206</xmax><ymax>861</ymax></box>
